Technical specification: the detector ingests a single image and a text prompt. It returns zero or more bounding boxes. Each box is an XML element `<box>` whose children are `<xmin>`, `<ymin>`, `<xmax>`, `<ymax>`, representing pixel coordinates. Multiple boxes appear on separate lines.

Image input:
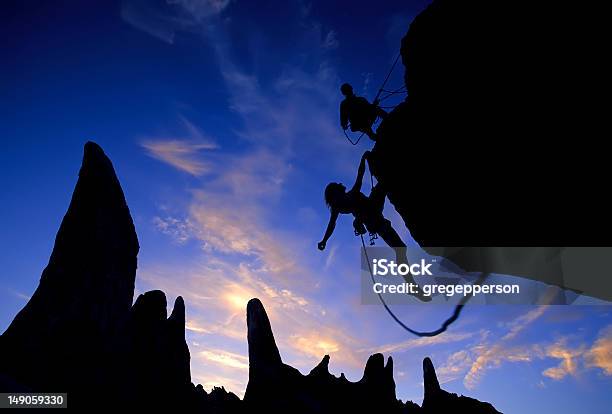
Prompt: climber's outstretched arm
<box><xmin>350</xmin><ymin>151</ymin><xmax>370</xmax><ymax>194</ymax></box>
<box><xmin>318</xmin><ymin>210</ymin><xmax>339</xmax><ymax>250</ymax></box>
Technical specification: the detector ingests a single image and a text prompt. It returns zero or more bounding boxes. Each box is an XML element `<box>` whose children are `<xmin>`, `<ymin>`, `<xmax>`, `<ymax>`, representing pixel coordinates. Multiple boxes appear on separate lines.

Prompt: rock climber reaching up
<box><xmin>317</xmin><ymin>151</ymin><xmax>430</xmax><ymax>302</ymax></box>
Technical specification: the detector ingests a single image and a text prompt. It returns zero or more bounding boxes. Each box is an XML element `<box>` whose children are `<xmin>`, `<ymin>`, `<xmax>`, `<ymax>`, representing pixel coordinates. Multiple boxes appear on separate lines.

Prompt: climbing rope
<box><xmin>373</xmin><ymin>52</ymin><xmax>403</xmax><ymax>103</ymax></box>
<box><xmin>360</xmin><ymin>234</ymin><xmax>489</xmax><ymax>337</ymax></box>
<box><xmin>378</xmin><ymin>85</ymin><xmax>407</xmax><ymax>102</ymax></box>
<box><xmin>343</xmin><ymin>129</ymin><xmax>366</xmax><ymax>146</ymax></box>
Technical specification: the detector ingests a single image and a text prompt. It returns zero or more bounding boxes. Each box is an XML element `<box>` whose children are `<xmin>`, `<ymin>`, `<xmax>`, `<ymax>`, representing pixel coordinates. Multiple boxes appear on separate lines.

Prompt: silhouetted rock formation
<box><xmin>0</xmin><ymin>143</ymin><xmax>237</xmax><ymax>411</ymax></box>
<box><xmin>245</xmin><ymin>298</ymin><xmax>404</xmax><ymax>413</ymax></box>
<box><xmin>0</xmin><ymin>142</ymin><xmax>139</xmax><ymax>400</ymax></box>
<box><xmin>371</xmin><ymin>0</ymin><xmax>608</xmax><ymax>246</ymax></box>
<box><xmin>421</xmin><ymin>358</ymin><xmax>500</xmax><ymax>414</ymax></box>
<box><xmin>0</xmin><ymin>141</ymin><xmax>501</xmax><ymax>411</ymax></box>
<box><xmin>126</xmin><ymin>291</ymin><xmax>191</xmax><ymax>406</ymax></box>
<box><xmin>244</xmin><ymin>298</ymin><xmax>500</xmax><ymax>413</ymax></box>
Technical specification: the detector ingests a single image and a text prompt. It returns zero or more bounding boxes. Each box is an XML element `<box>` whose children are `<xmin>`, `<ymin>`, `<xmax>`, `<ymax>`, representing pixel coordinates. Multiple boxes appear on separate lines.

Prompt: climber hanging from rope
<box><xmin>339</xmin><ymin>53</ymin><xmax>407</xmax><ymax>145</ymax></box>
<box><xmin>340</xmin><ymin>83</ymin><xmax>388</xmax><ymax>142</ymax></box>
<box><xmin>317</xmin><ymin>151</ymin><xmax>431</xmax><ymax>302</ymax></box>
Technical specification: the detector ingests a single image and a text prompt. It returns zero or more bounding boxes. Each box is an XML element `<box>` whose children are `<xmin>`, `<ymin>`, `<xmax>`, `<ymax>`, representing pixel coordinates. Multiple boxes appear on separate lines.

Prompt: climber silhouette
<box><xmin>318</xmin><ymin>151</ymin><xmax>430</xmax><ymax>302</ymax></box>
<box><xmin>340</xmin><ymin>83</ymin><xmax>387</xmax><ymax>141</ymax></box>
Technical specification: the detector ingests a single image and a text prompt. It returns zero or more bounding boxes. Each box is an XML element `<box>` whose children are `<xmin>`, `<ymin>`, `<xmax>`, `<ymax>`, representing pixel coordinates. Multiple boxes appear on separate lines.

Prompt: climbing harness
<box><xmin>360</xmin><ymin>234</ymin><xmax>490</xmax><ymax>337</ymax></box>
<box><xmin>368</xmin><ymin>232</ymin><xmax>378</xmax><ymax>246</ymax></box>
<box><xmin>342</xmin><ymin>53</ymin><xmax>407</xmax><ymax>146</ymax></box>
<box><xmin>351</xmin><ymin>167</ymin><xmax>379</xmax><ymax>245</ymax></box>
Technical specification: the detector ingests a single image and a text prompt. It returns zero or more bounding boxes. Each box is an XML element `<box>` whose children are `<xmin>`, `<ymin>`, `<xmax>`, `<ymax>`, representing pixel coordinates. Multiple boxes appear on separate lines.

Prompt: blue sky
<box><xmin>1</xmin><ymin>1</ymin><xmax>611</xmax><ymax>412</ymax></box>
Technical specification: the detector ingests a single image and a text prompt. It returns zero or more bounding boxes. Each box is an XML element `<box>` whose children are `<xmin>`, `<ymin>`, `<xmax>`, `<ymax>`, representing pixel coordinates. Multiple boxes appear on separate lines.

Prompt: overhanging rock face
<box><xmin>374</xmin><ymin>0</ymin><xmax>608</xmax><ymax>247</ymax></box>
<box><xmin>369</xmin><ymin>0</ymin><xmax>611</xmax><ymax>302</ymax></box>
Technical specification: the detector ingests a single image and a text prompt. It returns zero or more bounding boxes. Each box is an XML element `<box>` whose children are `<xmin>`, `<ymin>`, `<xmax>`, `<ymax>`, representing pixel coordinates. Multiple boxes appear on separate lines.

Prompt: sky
<box><xmin>1</xmin><ymin>1</ymin><xmax>611</xmax><ymax>412</ymax></box>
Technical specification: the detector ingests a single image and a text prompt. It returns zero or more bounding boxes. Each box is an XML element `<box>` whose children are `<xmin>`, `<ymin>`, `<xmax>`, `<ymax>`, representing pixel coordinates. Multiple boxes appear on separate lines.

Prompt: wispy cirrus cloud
<box><xmin>141</xmin><ymin>117</ymin><xmax>218</xmax><ymax>176</ymax></box>
<box><xmin>431</xmin><ymin>304</ymin><xmax>612</xmax><ymax>389</ymax></box>
<box><xmin>198</xmin><ymin>348</ymin><xmax>250</xmax><ymax>371</ymax></box>
<box><xmin>464</xmin><ymin>313</ymin><xmax>543</xmax><ymax>387</ymax></box>
<box><xmin>153</xmin><ymin>216</ymin><xmax>194</xmax><ymax>243</ymax></box>
<box><xmin>7</xmin><ymin>288</ymin><xmax>32</xmax><ymax>302</ymax></box>
<box><xmin>121</xmin><ymin>0</ymin><xmax>179</xmax><ymax>44</ymax></box>
<box><xmin>366</xmin><ymin>331</ymin><xmax>474</xmax><ymax>355</ymax></box>
<box><xmin>169</xmin><ymin>0</ymin><xmax>232</xmax><ymax>21</ymax></box>
<box><xmin>542</xmin><ymin>339</ymin><xmax>584</xmax><ymax>380</ymax></box>
<box><xmin>435</xmin><ymin>350</ymin><xmax>473</xmax><ymax>385</ymax></box>
<box><xmin>322</xmin><ymin>30</ymin><xmax>339</xmax><ymax>50</ymax></box>
<box><xmin>121</xmin><ymin>0</ymin><xmax>232</xmax><ymax>44</ymax></box>
<box><xmin>463</xmin><ymin>294</ymin><xmax>554</xmax><ymax>389</ymax></box>
<box><xmin>142</xmin><ymin>139</ymin><xmax>216</xmax><ymax>175</ymax></box>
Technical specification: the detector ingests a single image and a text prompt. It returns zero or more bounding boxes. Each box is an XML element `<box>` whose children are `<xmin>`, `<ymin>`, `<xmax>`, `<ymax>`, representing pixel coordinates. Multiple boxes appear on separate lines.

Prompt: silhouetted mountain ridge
<box><xmin>0</xmin><ymin>145</ymin><xmax>501</xmax><ymax>412</ymax></box>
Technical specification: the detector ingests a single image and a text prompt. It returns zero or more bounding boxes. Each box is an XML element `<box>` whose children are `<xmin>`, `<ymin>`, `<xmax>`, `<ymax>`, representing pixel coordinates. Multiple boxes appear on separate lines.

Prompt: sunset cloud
<box><xmin>198</xmin><ymin>348</ymin><xmax>250</xmax><ymax>371</ymax></box>
<box><xmin>436</xmin><ymin>350</ymin><xmax>473</xmax><ymax>384</ymax></box>
<box><xmin>142</xmin><ymin>139</ymin><xmax>217</xmax><ymax>176</ymax></box>
<box><xmin>585</xmin><ymin>325</ymin><xmax>612</xmax><ymax>376</ymax></box>
<box><xmin>289</xmin><ymin>333</ymin><xmax>341</xmax><ymax>358</ymax></box>
<box><xmin>141</xmin><ymin>116</ymin><xmax>218</xmax><ymax>176</ymax></box>
<box><xmin>368</xmin><ymin>331</ymin><xmax>474</xmax><ymax>355</ymax></box>
<box><xmin>585</xmin><ymin>325</ymin><xmax>612</xmax><ymax>375</ymax></box>
<box><xmin>542</xmin><ymin>340</ymin><xmax>584</xmax><ymax>380</ymax></box>
<box><xmin>423</xmin><ymin>309</ymin><xmax>612</xmax><ymax>389</ymax></box>
<box><xmin>463</xmin><ymin>290</ymin><xmax>559</xmax><ymax>389</ymax></box>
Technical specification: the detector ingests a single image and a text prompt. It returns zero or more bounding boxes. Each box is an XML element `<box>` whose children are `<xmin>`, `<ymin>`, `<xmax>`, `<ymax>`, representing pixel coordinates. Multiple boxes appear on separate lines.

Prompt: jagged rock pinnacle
<box><xmin>423</xmin><ymin>357</ymin><xmax>441</xmax><ymax>398</ymax></box>
<box><xmin>133</xmin><ymin>290</ymin><xmax>168</xmax><ymax>322</ymax></box>
<box><xmin>167</xmin><ymin>296</ymin><xmax>191</xmax><ymax>385</ymax></box>
<box><xmin>385</xmin><ymin>356</ymin><xmax>394</xmax><ymax>376</ymax></box>
<box><xmin>361</xmin><ymin>353</ymin><xmax>385</xmax><ymax>383</ymax></box>
<box><xmin>309</xmin><ymin>355</ymin><xmax>331</xmax><ymax>377</ymax></box>
<box><xmin>0</xmin><ymin>141</ymin><xmax>139</xmax><ymax>390</ymax></box>
<box><xmin>246</xmin><ymin>298</ymin><xmax>282</xmax><ymax>369</ymax></box>
<box><xmin>169</xmin><ymin>296</ymin><xmax>186</xmax><ymax>332</ymax></box>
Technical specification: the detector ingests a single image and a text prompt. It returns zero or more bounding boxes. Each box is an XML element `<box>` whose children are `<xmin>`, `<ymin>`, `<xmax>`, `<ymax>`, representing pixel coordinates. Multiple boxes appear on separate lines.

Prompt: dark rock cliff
<box><xmin>245</xmin><ymin>298</ymin><xmax>500</xmax><ymax>413</ymax></box>
<box><xmin>371</xmin><ymin>0</ymin><xmax>608</xmax><ymax>247</ymax></box>
<box><xmin>422</xmin><ymin>357</ymin><xmax>499</xmax><ymax>413</ymax></box>
<box><xmin>0</xmin><ymin>143</ymin><xmax>239</xmax><ymax>411</ymax></box>
<box><xmin>245</xmin><ymin>298</ymin><xmax>402</xmax><ymax>412</ymax></box>
<box><xmin>0</xmin><ymin>142</ymin><xmax>139</xmax><ymax>398</ymax></box>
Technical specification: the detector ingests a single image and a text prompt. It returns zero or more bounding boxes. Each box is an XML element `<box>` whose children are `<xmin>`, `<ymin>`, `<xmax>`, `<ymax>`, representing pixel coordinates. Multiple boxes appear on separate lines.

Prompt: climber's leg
<box><xmin>363</xmin><ymin>126</ymin><xmax>377</xmax><ymax>141</ymax></box>
<box><xmin>375</xmin><ymin>218</ymin><xmax>408</xmax><ymax>265</ymax></box>
<box><xmin>368</xmin><ymin>145</ymin><xmax>381</xmax><ymax>179</ymax></box>
<box><xmin>374</xmin><ymin>218</ymin><xmax>431</xmax><ymax>302</ymax></box>
<box><xmin>369</xmin><ymin>184</ymin><xmax>387</xmax><ymax>212</ymax></box>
